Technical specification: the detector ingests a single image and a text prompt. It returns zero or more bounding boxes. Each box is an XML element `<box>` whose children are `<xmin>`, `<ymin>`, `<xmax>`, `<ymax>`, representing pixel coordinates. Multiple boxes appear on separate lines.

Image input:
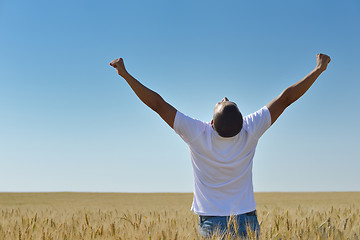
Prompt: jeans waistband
<box><xmin>199</xmin><ymin>210</ymin><xmax>257</xmax><ymax>222</ymax></box>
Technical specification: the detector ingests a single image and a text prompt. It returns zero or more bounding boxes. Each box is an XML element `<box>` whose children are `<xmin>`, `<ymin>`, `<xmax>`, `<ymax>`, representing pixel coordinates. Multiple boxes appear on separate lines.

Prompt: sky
<box><xmin>0</xmin><ymin>0</ymin><xmax>359</xmax><ymax>192</ymax></box>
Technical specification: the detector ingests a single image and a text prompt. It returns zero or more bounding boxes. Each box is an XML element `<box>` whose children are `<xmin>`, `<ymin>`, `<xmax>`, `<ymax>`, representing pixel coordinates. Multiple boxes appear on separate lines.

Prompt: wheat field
<box><xmin>0</xmin><ymin>192</ymin><xmax>359</xmax><ymax>239</ymax></box>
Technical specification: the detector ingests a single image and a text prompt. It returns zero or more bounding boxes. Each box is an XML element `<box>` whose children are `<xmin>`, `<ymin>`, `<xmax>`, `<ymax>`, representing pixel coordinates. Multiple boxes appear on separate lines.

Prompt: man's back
<box><xmin>174</xmin><ymin>106</ymin><xmax>271</xmax><ymax>216</ymax></box>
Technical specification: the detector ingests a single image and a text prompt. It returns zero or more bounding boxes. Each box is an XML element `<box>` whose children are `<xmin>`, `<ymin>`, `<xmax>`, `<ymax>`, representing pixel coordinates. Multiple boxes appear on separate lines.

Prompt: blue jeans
<box><xmin>198</xmin><ymin>210</ymin><xmax>260</xmax><ymax>239</ymax></box>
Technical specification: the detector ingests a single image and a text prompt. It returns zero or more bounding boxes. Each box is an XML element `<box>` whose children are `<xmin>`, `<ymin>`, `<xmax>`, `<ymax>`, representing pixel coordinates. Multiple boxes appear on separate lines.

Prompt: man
<box><xmin>110</xmin><ymin>54</ymin><xmax>331</xmax><ymax>238</ymax></box>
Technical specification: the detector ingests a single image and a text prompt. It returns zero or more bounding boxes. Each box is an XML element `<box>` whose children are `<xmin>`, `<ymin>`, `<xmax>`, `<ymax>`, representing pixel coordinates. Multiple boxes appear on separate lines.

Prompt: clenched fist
<box><xmin>110</xmin><ymin>58</ymin><xmax>128</xmax><ymax>77</ymax></box>
<box><xmin>316</xmin><ymin>53</ymin><xmax>331</xmax><ymax>71</ymax></box>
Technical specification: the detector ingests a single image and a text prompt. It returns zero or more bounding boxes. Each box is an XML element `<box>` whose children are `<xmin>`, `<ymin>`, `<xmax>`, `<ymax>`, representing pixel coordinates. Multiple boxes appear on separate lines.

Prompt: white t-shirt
<box><xmin>174</xmin><ymin>106</ymin><xmax>271</xmax><ymax>216</ymax></box>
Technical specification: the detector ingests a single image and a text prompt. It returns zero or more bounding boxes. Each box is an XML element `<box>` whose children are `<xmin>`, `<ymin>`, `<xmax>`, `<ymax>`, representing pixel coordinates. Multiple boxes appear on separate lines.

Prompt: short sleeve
<box><xmin>243</xmin><ymin>106</ymin><xmax>271</xmax><ymax>139</ymax></box>
<box><xmin>173</xmin><ymin>111</ymin><xmax>206</xmax><ymax>143</ymax></box>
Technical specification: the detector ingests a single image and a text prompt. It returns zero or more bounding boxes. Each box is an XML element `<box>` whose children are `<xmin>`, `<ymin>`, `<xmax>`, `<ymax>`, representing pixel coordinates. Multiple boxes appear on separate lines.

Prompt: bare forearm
<box><xmin>110</xmin><ymin>58</ymin><xmax>177</xmax><ymax>128</ymax></box>
<box><xmin>121</xmin><ymin>72</ymin><xmax>163</xmax><ymax>112</ymax></box>
<box><xmin>285</xmin><ymin>67</ymin><xmax>325</xmax><ymax>105</ymax></box>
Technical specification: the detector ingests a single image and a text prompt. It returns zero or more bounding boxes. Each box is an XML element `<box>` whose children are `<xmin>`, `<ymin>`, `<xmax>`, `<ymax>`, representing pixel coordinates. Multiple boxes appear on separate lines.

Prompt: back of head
<box><xmin>213</xmin><ymin>103</ymin><xmax>243</xmax><ymax>137</ymax></box>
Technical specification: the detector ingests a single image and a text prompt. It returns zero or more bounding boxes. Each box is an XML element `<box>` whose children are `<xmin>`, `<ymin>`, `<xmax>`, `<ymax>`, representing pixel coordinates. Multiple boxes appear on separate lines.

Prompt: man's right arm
<box><xmin>266</xmin><ymin>53</ymin><xmax>331</xmax><ymax>125</ymax></box>
<box><xmin>110</xmin><ymin>58</ymin><xmax>177</xmax><ymax>129</ymax></box>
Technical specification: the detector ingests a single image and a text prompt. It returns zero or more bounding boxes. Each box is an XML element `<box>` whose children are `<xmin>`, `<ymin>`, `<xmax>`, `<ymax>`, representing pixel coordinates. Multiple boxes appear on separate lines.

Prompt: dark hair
<box><xmin>213</xmin><ymin>104</ymin><xmax>243</xmax><ymax>137</ymax></box>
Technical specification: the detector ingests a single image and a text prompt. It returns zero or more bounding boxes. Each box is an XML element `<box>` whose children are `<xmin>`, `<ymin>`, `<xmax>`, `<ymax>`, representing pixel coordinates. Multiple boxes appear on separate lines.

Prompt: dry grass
<box><xmin>0</xmin><ymin>192</ymin><xmax>359</xmax><ymax>239</ymax></box>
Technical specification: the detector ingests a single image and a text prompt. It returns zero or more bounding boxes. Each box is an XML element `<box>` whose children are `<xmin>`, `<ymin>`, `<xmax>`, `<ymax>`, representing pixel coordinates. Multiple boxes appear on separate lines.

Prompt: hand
<box><xmin>316</xmin><ymin>53</ymin><xmax>331</xmax><ymax>71</ymax></box>
<box><xmin>110</xmin><ymin>58</ymin><xmax>128</xmax><ymax>77</ymax></box>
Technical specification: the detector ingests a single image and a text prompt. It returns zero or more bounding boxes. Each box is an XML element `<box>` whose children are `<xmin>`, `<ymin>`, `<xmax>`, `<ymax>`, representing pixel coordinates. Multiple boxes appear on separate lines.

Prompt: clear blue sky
<box><xmin>1</xmin><ymin>0</ymin><xmax>359</xmax><ymax>192</ymax></box>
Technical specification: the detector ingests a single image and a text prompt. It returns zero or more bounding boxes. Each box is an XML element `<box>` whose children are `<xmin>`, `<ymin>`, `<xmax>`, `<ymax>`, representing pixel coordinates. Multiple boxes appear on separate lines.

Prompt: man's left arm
<box><xmin>266</xmin><ymin>53</ymin><xmax>331</xmax><ymax>126</ymax></box>
<box><xmin>110</xmin><ymin>58</ymin><xmax>177</xmax><ymax>129</ymax></box>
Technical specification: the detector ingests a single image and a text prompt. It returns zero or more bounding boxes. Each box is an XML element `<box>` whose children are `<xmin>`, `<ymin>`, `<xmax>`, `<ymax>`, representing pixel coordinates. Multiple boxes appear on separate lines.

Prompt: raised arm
<box><xmin>266</xmin><ymin>53</ymin><xmax>331</xmax><ymax>125</ymax></box>
<box><xmin>110</xmin><ymin>58</ymin><xmax>177</xmax><ymax>128</ymax></box>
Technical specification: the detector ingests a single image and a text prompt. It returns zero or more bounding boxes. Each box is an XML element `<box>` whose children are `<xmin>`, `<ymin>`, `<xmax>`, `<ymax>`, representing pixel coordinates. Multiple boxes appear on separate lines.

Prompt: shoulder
<box><xmin>173</xmin><ymin>110</ymin><xmax>208</xmax><ymax>143</ymax></box>
<box><xmin>242</xmin><ymin>106</ymin><xmax>271</xmax><ymax>137</ymax></box>
<box><xmin>243</xmin><ymin>106</ymin><xmax>270</xmax><ymax>125</ymax></box>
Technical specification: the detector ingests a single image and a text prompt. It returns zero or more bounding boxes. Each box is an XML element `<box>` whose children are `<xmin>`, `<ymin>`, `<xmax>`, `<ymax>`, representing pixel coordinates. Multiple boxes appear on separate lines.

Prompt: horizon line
<box><xmin>1</xmin><ymin>191</ymin><xmax>359</xmax><ymax>194</ymax></box>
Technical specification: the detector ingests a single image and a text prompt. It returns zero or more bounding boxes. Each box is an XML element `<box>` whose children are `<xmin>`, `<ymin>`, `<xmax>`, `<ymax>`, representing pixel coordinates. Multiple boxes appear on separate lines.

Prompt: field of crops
<box><xmin>1</xmin><ymin>192</ymin><xmax>359</xmax><ymax>239</ymax></box>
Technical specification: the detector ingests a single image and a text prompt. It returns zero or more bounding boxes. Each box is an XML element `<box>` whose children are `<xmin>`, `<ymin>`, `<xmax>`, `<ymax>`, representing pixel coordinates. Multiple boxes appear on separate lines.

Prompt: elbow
<box><xmin>149</xmin><ymin>93</ymin><xmax>163</xmax><ymax>113</ymax></box>
<box><xmin>282</xmin><ymin>88</ymin><xmax>294</xmax><ymax>107</ymax></box>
